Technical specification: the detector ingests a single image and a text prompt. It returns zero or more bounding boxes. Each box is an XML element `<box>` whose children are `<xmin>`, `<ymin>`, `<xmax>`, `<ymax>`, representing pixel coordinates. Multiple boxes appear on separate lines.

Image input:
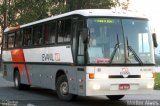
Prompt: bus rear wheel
<box><xmin>14</xmin><ymin>71</ymin><xmax>30</xmax><ymax>90</ymax></box>
<box><xmin>56</xmin><ymin>75</ymin><xmax>76</xmax><ymax>101</ymax></box>
<box><xmin>14</xmin><ymin>71</ymin><xmax>23</xmax><ymax>90</ymax></box>
<box><xmin>106</xmin><ymin>95</ymin><xmax>124</xmax><ymax>100</ymax></box>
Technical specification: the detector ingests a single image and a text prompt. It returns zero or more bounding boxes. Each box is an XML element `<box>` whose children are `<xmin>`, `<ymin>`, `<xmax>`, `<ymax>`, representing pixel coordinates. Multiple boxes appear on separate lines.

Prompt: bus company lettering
<box><xmin>42</xmin><ymin>54</ymin><xmax>54</xmax><ymax>62</ymax></box>
<box><xmin>42</xmin><ymin>53</ymin><xmax>61</xmax><ymax>62</ymax></box>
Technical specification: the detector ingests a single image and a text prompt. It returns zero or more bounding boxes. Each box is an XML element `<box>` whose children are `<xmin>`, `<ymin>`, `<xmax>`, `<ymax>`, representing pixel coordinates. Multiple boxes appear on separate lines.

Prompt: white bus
<box><xmin>2</xmin><ymin>9</ymin><xmax>157</xmax><ymax>101</ymax></box>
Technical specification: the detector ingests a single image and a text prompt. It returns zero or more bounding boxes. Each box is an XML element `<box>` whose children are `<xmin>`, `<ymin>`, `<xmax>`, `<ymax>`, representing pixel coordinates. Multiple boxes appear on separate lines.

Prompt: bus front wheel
<box><xmin>106</xmin><ymin>95</ymin><xmax>124</xmax><ymax>100</ymax></box>
<box><xmin>56</xmin><ymin>75</ymin><xmax>76</xmax><ymax>101</ymax></box>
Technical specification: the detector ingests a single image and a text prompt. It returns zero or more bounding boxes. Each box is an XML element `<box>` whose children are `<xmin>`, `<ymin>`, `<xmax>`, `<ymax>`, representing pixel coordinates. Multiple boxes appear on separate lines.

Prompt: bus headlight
<box><xmin>141</xmin><ymin>73</ymin><xmax>154</xmax><ymax>78</ymax></box>
<box><xmin>147</xmin><ymin>83</ymin><xmax>154</xmax><ymax>89</ymax></box>
<box><xmin>89</xmin><ymin>73</ymin><xmax>108</xmax><ymax>79</ymax></box>
<box><xmin>92</xmin><ymin>84</ymin><xmax>101</xmax><ymax>90</ymax></box>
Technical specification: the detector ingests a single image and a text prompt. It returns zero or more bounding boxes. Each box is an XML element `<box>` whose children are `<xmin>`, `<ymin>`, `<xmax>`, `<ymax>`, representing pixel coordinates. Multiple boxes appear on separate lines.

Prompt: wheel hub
<box><xmin>60</xmin><ymin>82</ymin><xmax>68</xmax><ymax>95</ymax></box>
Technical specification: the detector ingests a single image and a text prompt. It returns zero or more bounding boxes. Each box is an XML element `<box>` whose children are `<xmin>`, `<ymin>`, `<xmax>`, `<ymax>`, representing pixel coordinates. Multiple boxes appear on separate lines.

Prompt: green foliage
<box><xmin>0</xmin><ymin>0</ymin><xmax>119</xmax><ymax>28</ymax></box>
<box><xmin>13</xmin><ymin>0</ymin><xmax>50</xmax><ymax>25</ymax></box>
<box><xmin>69</xmin><ymin>0</ymin><xmax>118</xmax><ymax>10</ymax></box>
<box><xmin>155</xmin><ymin>73</ymin><xmax>160</xmax><ymax>90</ymax></box>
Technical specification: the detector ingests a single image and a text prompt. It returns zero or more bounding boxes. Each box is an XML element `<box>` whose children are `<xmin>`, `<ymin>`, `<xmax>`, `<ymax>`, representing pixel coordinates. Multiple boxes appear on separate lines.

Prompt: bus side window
<box><xmin>7</xmin><ymin>33</ymin><xmax>15</xmax><ymax>48</ymax></box>
<box><xmin>44</xmin><ymin>23</ymin><xmax>49</xmax><ymax>44</ymax></box>
<box><xmin>58</xmin><ymin>19</ymin><xmax>71</xmax><ymax>43</ymax></box>
<box><xmin>58</xmin><ymin>21</ymin><xmax>64</xmax><ymax>43</ymax></box>
<box><xmin>49</xmin><ymin>22</ymin><xmax>56</xmax><ymax>44</ymax></box>
<box><xmin>33</xmin><ymin>24</ymin><xmax>43</xmax><ymax>45</ymax></box>
<box><xmin>15</xmin><ymin>30</ymin><xmax>22</xmax><ymax>47</ymax></box>
<box><xmin>23</xmin><ymin>28</ymin><xmax>32</xmax><ymax>46</ymax></box>
<box><xmin>44</xmin><ymin>21</ymin><xmax>56</xmax><ymax>44</ymax></box>
<box><xmin>64</xmin><ymin>19</ymin><xmax>71</xmax><ymax>42</ymax></box>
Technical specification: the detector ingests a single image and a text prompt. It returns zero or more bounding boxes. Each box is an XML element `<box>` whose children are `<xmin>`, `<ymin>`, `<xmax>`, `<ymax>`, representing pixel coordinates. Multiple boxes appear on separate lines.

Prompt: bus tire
<box><xmin>14</xmin><ymin>71</ymin><xmax>30</xmax><ymax>90</ymax></box>
<box><xmin>106</xmin><ymin>95</ymin><xmax>124</xmax><ymax>100</ymax></box>
<box><xmin>14</xmin><ymin>71</ymin><xmax>23</xmax><ymax>90</ymax></box>
<box><xmin>56</xmin><ymin>75</ymin><xmax>76</xmax><ymax>101</ymax></box>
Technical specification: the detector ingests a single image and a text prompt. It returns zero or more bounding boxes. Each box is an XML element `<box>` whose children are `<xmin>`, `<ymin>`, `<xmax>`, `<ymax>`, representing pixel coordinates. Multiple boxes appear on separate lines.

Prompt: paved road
<box><xmin>0</xmin><ymin>74</ymin><xmax>160</xmax><ymax>106</ymax></box>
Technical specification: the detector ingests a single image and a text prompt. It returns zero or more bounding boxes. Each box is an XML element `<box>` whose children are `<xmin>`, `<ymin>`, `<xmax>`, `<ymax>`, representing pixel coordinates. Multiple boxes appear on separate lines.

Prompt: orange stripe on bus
<box><xmin>11</xmin><ymin>49</ymin><xmax>31</xmax><ymax>85</ymax></box>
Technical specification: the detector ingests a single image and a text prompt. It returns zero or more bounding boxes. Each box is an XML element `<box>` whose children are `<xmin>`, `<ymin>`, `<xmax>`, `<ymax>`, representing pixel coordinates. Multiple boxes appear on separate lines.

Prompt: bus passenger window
<box><xmin>44</xmin><ymin>21</ymin><xmax>56</xmax><ymax>44</ymax></box>
<box><xmin>44</xmin><ymin>24</ymin><xmax>49</xmax><ymax>44</ymax></box>
<box><xmin>58</xmin><ymin>19</ymin><xmax>71</xmax><ymax>43</ymax></box>
<box><xmin>15</xmin><ymin>30</ymin><xmax>22</xmax><ymax>47</ymax></box>
<box><xmin>33</xmin><ymin>24</ymin><xmax>43</xmax><ymax>45</ymax></box>
<box><xmin>58</xmin><ymin>21</ymin><xmax>64</xmax><ymax>43</ymax></box>
<box><xmin>8</xmin><ymin>33</ymin><xmax>15</xmax><ymax>48</ymax></box>
<box><xmin>49</xmin><ymin>22</ymin><xmax>56</xmax><ymax>44</ymax></box>
<box><xmin>23</xmin><ymin>28</ymin><xmax>32</xmax><ymax>46</ymax></box>
<box><xmin>64</xmin><ymin>19</ymin><xmax>71</xmax><ymax>42</ymax></box>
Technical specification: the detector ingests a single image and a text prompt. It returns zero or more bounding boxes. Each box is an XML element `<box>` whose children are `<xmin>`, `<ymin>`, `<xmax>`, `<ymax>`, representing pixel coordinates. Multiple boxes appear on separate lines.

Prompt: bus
<box><xmin>2</xmin><ymin>9</ymin><xmax>157</xmax><ymax>101</ymax></box>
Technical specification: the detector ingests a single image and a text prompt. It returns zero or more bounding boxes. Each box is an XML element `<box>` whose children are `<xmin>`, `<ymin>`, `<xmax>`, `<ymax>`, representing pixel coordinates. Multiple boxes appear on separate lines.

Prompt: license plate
<box><xmin>119</xmin><ymin>84</ymin><xmax>130</xmax><ymax>90</ymax></box>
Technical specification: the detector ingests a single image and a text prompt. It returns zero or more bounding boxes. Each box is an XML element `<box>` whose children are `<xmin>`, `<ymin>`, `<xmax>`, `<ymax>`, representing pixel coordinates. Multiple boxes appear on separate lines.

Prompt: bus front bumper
<box><xmin>86</xmin><ymin>78</ymin><xmax>154</xmax><ymax>96</ymax></box>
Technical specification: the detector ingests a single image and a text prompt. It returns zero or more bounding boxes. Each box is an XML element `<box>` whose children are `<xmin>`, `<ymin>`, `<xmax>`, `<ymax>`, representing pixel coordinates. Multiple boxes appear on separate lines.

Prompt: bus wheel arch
<box><xmin>55</xmin><ymin>70</ymin><xmax>76</xmax><ymax>101</ymax></box>
<box><xmin>13</xmin><ymin>67</ymin><xmax>19</xmax><ymax>78</ymax></box>
<box><xmin>13</xmin><ymin>68</ymin><xmax>30</xmax><ymax>90</ymax></box>
<box><xmin>55</xmin><ymin>70</ymin><xmax>66</xmax><ymax>85</ymax></box>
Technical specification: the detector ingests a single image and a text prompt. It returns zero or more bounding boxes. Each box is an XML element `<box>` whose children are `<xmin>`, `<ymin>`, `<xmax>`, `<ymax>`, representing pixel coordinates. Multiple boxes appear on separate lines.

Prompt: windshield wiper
<box><xmin>110</xmin><ymin>34</ymin><xmax>120</xmax><ymax>64</ymax></box>
<box><xmin>126</xmin><ymin>37</ymin><xmax>143</xmax><ymax>65</ymax></box>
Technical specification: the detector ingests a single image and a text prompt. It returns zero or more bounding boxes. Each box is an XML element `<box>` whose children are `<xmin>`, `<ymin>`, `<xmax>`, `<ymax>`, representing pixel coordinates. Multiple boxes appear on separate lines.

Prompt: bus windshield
<box><xmin>87</xmin><ymin>18</ymin><xmax>154</xmax><ymax>64</ymax></box>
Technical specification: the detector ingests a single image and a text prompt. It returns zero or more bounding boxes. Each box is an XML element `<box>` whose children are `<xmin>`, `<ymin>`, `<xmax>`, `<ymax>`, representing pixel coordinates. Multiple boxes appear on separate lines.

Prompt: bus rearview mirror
<box><xmin>152</xmin><ymin>33</ymin><xmax>158</xmax><ymax>48</ymax></box>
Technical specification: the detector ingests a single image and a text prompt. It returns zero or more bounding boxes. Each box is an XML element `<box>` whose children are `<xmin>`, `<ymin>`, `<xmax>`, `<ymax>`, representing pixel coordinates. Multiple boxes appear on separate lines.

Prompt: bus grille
<box><xmin>109</xmin><ymin>75</ymin><xmax>141</xmax><ymax>78</ymax></box>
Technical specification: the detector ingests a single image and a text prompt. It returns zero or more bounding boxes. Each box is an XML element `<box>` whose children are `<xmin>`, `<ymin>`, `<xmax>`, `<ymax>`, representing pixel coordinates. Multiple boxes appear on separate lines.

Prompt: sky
<box><xmin>128</xmin><ymin>0</ymin><xmax>160</xmax><ymax>33</ymax></box>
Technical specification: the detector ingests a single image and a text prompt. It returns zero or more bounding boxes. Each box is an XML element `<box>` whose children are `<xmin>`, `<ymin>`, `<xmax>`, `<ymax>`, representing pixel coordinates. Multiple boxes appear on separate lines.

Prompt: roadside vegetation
<box><xmin>155</xmin><ymin>73</ymin><xmax>160</xmax><ymax>90</ymax></box>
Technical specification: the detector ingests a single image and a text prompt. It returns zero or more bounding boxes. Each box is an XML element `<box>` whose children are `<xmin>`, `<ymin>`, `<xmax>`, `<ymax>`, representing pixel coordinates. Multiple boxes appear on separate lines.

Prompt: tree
<box><xmin>0</xmin><ymin>0</ymin><xmax>8</xmax><ymax>31</ymax></box>
<box><xmin>70</xmin><ymin>0</ymin><xmax>118</xmax><ymax>10</ymax></box>
<box><xmin>0</xmin><ymin>0</ymin><xmax>120</xmax><ymax>28</ymax></box>
<box><xmin>13</xmin><ymin>0</ymin><xmax>51</xmax><ymax>25</ymax></box>
<box><xmin>118</xmin><ymin>0</ymin><xmax>130</xmax><ymax>10</ymax></box>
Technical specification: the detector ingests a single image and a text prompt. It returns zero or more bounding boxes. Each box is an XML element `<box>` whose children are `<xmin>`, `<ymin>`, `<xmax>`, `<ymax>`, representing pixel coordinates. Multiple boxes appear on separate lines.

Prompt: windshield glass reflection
<box><xmin>87</xmin><ymin>18</ymin><xmax>154</xmax><ymax>64</ymax></box>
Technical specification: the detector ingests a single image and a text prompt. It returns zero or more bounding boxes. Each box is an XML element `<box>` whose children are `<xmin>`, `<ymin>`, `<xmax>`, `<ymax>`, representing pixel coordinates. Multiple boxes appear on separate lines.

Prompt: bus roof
<box><xmin>4</xmin><ymin>9</ymin><xmax>147</xmax><ymax>33</ymax></box>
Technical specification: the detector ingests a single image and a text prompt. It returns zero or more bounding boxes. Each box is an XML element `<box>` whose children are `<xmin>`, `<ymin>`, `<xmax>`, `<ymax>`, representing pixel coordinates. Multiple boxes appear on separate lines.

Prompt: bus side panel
<box><xmin>24</xmin><ymin>64</ymin><xmax>57</xmax><ymax>89</ymax></box>
<box><xmin>3</xmin><ymin>63</ymin><xmax>29</xmax><ymax>85</ymax></box>
<box><xmin>22</xmin><ymin>64</ymin><xmax>81</xmax><ymax>95</ymax></box>
<box><xmin>3</xmin><ymin>63</ymin><xmax>14</xmax><ymax>82</ymax></box>
<box><xmin>76</xmin><ymin>66</ymin><xmax>87</xmax><ymax>96</ymax></box>
<box><xmin>3</xmin><ymin>62</ymin><xmax>87</xmax><ymax>96</ymax></box>
<box><xmin>2</xmin><ymin>50</ymin><xmax>31</xmax><ymax>85</ymax></box>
